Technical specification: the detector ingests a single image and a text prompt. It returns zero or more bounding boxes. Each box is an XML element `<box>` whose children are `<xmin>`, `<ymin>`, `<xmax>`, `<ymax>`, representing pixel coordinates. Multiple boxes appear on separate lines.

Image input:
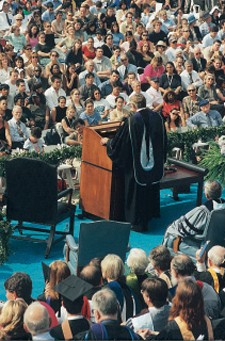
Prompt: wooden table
<box><xmin>160</xmin><ymin>158</ymin><xmax>208</xmax><ymax>206</ymax></box>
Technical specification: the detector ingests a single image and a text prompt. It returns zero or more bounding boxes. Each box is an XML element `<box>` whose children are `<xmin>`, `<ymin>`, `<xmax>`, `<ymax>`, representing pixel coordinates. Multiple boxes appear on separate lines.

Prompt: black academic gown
<box><xmin>50</xmin><ymin>317</ymin><xmax>90</xmax><ymax>340</ymax></box>
<box><xmin>106</xmin><ymin>108</ymin><xmax>166</xmax><ymax>230</ymax></box>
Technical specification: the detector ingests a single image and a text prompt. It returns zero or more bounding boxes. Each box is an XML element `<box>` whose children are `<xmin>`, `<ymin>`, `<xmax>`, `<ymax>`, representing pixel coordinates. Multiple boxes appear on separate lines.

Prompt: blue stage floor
<box><xmin>0</xmin><ymin>185</ymin><xmax>201</xmax><ymax>301</ymax></box>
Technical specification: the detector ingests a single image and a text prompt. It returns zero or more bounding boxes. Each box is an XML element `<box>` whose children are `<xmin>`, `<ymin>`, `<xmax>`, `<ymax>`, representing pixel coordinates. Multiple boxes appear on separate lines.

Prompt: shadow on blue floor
<box><xmin>0</xmin><ymin>185</ymin><xmax>200</xmax><ymax>300</ymax></box>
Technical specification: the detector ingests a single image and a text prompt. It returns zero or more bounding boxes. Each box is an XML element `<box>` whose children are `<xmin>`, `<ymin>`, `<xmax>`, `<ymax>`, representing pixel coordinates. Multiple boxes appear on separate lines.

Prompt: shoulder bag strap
<box><xmin>174</xmin><ymin>316</ymin><xmax>195</xmax><ymax>340</ymax></box>
<box><xmin>61</xmin><ymin>319</ymin><xmax>73</xmax><ymax>340</ymax></box>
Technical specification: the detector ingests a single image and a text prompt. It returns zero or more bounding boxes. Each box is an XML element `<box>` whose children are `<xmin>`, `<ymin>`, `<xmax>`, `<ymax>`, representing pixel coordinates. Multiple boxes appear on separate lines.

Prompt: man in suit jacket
<box><xmin>191</xmin><ymin>47</ymin><xmax>207</xmax><ymax>74</ymax></box>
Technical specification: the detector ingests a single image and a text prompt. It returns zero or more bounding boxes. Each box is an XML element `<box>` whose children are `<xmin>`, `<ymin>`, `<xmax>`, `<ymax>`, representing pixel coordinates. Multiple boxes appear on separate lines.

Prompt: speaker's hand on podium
<box><xmin>100</xmin><ymin>137</ymin><xmax>109</xmax><ymax>146</ymax></box>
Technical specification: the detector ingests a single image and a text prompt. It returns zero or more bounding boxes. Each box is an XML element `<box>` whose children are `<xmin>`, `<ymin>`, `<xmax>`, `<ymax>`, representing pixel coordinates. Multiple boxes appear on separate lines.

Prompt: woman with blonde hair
<box><xmin>0</xmin><ymin>298</ymin><xmax>29</xmax><ymax>340</ymax></box>
<box><xmin>37</xmin><ymin>260</ymin><xmax>70</xmax><ymax>313</ymax></box>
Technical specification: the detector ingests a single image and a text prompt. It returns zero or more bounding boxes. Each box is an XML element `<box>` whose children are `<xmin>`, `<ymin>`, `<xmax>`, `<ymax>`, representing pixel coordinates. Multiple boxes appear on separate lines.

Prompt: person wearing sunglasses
<box><xmin>182</xmin><ymin>85</ymin><xmax>203</xmax><ymax>119</ymax></box>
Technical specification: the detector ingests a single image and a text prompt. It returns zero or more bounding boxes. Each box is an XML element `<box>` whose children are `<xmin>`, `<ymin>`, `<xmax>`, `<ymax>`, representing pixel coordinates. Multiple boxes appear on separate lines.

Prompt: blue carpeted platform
<box><xmin>0</xmin><ymin>185</ymin><xmax>202</xmax><ymax>301</ymax></box>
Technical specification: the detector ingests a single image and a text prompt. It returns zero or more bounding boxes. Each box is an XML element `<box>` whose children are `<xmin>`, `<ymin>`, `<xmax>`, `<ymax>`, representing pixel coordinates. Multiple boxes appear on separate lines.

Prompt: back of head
<box><xmin>208</xmin><ymin>245</ymin><xmax>225</xmax><ymax>266</ymax></box>
<box><xmin>204</xmin><ymin>180</ymin><xmax>222</xmax><ymax>200</ymax></box>
<box><xmin>4</xmin><ymin>272</ymin><xmax>33</xmax><ymax>305</ymax></box>
<box><xmin>127</xmin><ymin>248</ymin><xmax>149</xmax><ymax>275</ymax></box>
<box><xmin>0</xmin><ymin>299</ymin><xmax>28</xmax><ymax>337</ymax></box>
<box><xmin>24</xmin><ymin>302</ymin><xmax>50</xmax><ymax>335</ymax></box>
<box><xmin>171</xmin><ymin>255</ymin><xmax>195</xmax><ymax>277</ymax></box>
<box><xmin>80</xmin><ymin>265</ymin><xmax>102</xmax><ymax>287</ymax></box>
<box><xmin>92</xmin><ymin>288</ymin><xmax>118</xmax><ymax>316</ymax></box>
<box><xmin>149</xmin><ymin>245</ymin><xmax>171</xmax><ymax>272</ymax></box>
<box><xmin>129</xmin><ymin>94</ymin><xmax>146</xmax><ymax>108</ymax></box>
<box><xmin>141</xmin><ymin>278</ymin><xmax>168</xmax><ymax>308</ymax></box>
<box><xmin>101</xmin><ymin>254</ymin><xmax>125</xmax><ymax>281</ymax></box>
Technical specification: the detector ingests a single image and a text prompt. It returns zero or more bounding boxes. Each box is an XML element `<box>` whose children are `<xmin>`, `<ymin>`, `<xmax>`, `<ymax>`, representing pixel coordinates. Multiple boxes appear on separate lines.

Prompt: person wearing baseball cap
<box><xmin>186</xmin><ymin>98</ymin><xmax>223</xmax><ymax>128</ymax></box>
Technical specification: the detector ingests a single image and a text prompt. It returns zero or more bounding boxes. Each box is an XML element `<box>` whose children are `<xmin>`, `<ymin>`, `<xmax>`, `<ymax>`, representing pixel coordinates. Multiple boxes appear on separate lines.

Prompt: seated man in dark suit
<box><xmin>191</xmin><ymin>47</ymin><xmax>207</xmax><ymax>75</ymax></box>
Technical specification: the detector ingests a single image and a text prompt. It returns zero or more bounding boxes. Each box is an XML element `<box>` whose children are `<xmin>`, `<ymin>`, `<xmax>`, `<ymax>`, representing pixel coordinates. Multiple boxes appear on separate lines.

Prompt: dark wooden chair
<box><xmin>64</xmin><ymin>220</ymin><xmax>131</xmax><ymax>274</ymax></box>
<box><xmin>5</xmin><ymin>157</ymin><xmax>76</xmax><ymax>258</ymax></box>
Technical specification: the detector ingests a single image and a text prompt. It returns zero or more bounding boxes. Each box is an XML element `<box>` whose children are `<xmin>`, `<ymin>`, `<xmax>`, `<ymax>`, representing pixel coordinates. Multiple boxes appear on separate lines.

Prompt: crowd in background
<box><xmin>0</xmin><ymin>0</ymin><xmax>225</xmax><ymax>153</ymax></box>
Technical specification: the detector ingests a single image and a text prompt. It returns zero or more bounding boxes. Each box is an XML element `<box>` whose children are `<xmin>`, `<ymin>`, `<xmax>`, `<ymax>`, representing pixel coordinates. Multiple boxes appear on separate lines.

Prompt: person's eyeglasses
<box><xmin>51</xmin><ymin>54</ymin><xmax>58</xmax><ymax>57</ymax></box>
<box><xmin>46</xmin><ymin>25</ymin><xmax>51</xmax><ymax>27</ymax></box>
<box><xmin>208</xmin><ymin>78</ymin><xmax>214</xmax><ymax>80</ymax></box>
<box><xmin>32</xmin><ymin>56</ymin><xmax>38</xmax><ymax>58</ymax></box>
<box><xmin>121</xmin><ymin>59</ymin><xmax>128</xmax><ymax>61</ymax></box>
<box><xmin>34</xmin><ymin>15</ymin><xmax>40</xmax><ymax>18</ymax></box>
<box><xmin>171</xmin><ymin>41</ymin><xmax>177</xmax><ymax>43</ymax></box>
<box><xmin>166</xmin><ymin>66</ymin><xmax>173</xmax><ymax>68</ymax></box>
<box><xmin>195</xmin><ymin>52</ymin><xmax>201</xmax><ymax>55</ymax></box>
<box><xmin>95</xmin><ymin>92</ymin><xmax>100</xmax><ymax>95</ymax></box>
<box><xmin>26</xmin><ymin>48</ymin><xmax>32</xmax><ymax>50</ymax></box>
<box><xmin>188</xmin><ymin>89</ymin><xmax>195</xmax><ymax>92</ymax></box>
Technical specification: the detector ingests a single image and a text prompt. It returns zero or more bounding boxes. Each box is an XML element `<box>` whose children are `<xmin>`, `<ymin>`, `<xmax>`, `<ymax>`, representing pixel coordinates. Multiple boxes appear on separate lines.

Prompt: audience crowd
<box><xmin>1</xmin><ymin>245</ymin><xmax>225</xmax><ymax>340</ymax></box>
<box><xmin>0</xmin><ymin>0</ymin><xmax>224</xmax><ymax>153</ymax></box>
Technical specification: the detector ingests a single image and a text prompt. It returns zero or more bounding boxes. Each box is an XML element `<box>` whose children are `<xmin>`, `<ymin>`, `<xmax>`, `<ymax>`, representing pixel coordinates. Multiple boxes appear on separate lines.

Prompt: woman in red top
<box><xmin>162</xmin><ymin>90</ymin><xmax>183</xmax><ymax>119</ymax></box>
<box><xmin>82</xmin><ymin>37</ymin><xmax>96</xmax><ymax>62</ymax></box>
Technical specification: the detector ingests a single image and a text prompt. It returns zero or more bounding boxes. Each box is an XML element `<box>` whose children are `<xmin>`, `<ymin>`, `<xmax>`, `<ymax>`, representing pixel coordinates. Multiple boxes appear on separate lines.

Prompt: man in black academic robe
<box><xmin>101</xmin><ymin>94</ymin><xmax>167</xmax><ymax>231</ymax></box>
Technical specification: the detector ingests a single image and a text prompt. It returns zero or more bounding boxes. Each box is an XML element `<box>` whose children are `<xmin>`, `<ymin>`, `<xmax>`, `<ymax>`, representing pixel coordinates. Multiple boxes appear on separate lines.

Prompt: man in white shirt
<box><xmin>8</xmin><ymin>105</ymin><xmax>29</xmax><ymax>149</ymax></box>
<box><xmin>0</xmin><ymin>1</ymin><xmax>13</xmax><ymax>36</ymax></box>
<box><xmin>106</xmin><ymin>81</ymin><xmax>129</xmax><ymax>109</ymax></box>
<box><xmin>44</xmin><ymin>75</ymin><xmax>66</xmax><ymax>111</ymax></box>
<box><xmin>146</xmin><ymin>77</ymin><xmax>163</xmax><ymax>111</ymax></box>
<box><xmin>129</xmin><ymin>80</ymin><xmax>152</xmax><ymax>107</ymax></box>
<box><xmin>202</xmin><ymin>25</ymin><xmax>220</xmax><ymax>48</ymax></box>
<box><xmin>5</xmin><ymin>69</ymin><xmax>19</xmax><ymax>110</ymax></box>
<box><xmin>180</xmin><ymin>61</ymin><xmax>203</xmax><ymax>92</ymax></box>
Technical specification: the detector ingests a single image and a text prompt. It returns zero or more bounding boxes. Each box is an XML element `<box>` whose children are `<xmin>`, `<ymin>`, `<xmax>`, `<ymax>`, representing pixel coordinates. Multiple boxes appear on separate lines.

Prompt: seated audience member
<box><xmin>4</xmin><ymin>272</ymin><xmax>34</xmax><ymax>305</ymax></box>
<box><xmin>123</xmin><ymin>72</ymin><xmax>138</xmax><ymax>97</ymax></box>
<box><xmin>93</xmin><ymin>46</ymin><xmax>112</xmax><ymax>81</ymax></box>
<box><xmin>126</xmin><ymin>248</ymin><xmax>149</xmax><ymax>310</ymax></box>
<box><xmin>51</xmin><ymin>96</ymin><xmax>67</xmax><ymax>125</ymax></box>
<box><xmin>101</xmin><ymin>254</ymin><xmax>138</xmax><ymax>321</ymax></box>
<box><xmin>140</xmin><ymin>56</ymin><xmax>165</xmax><ymax>91</ymax></box>
<box><xmin>110</xmin><ymin>96</ymin><xmax>130</xmax><ymax>121</ymax></box>
<box><xmin>149</xmin><ymin>278</ymin><xmax>213</xmax><ymax>340</ymax></box>
<box><xmin>180</xmin><ymin>60</ymin><xmax>203</xmax><ymax>92</ymax></box>
<box><xmin>44</xmin><ymin>76</ymin><xmax>66</xmax><ymax>112</ymax></box>
<box><xmin>126</xmin><ymin>278</ymin><xmax>170</xmax><ymax>332</ymax></box>
<box><xmin>69</xmin><ymin>89</ymin><xmax>84</xmax><ymax>117</ymax></box>
<box><xmin>79</xmin><ymin>72</ymin><xmax>99</xmax><ymax>101</ymax></box>
<box><xmin>162</xmin><ymin>90</ymin><xmax>183</xmax><ymax>119</ymax></box>
<box><xmin>198</xmin><ymin>74</ymin><xmax>225</xmax><ymax>117</ymax></box>
<box><xmin>84</xmin><ymin>288</ymin><xmax>141</xmax><ymax>340</ymax></box>
<box><xmin>117</xmin><ymin>53</ymin><xmax>137</xmax><ymax>81</ymax></box>
<box><xmin>0</xmin><ymin>107</ymin><xmax>12</xmax><ymax>155</ymax></box>
<box><xmin>148</xmin><ymin>245</ymin><xmax>173</xmax><ymax>289</ymax></box>
<box><xmin>8</xmin><ymin>105</ymin><xmax>29</xmax><ymax>149</ymax></box>
<box><xmin>91</xmin><ymin>88</ymin><xmax>110</xmax><ymax>121</ymax></box>
<box><xmin>163</xmin><ymin>180</ymin><xmax>225</xmax><ymax>257</ymax></box>
<box><xmin>159</xmin><ymin>62</ymin><xmax>182</xmax><ymax>97</ymax></box>
<box><xmin>79</xmin><ymin>264</ymin><xmax>103</xmax><ymax>322</ymax></box>
<box><xmin>169</xmin><ymin>255</ymin><xmax>221</xmax><ymax>320</ymax></box>
<box><xmin>24</xmin><ymin>302</ymin><xmax>54</xmax><ymax>341</ymax></box>
<box><xmin>0</xmin><ymin>299</ymin><xmax>29</xmax><ymax>340</ymax></box>
<box><xmin>27</xmin><ymin>65</ymin><xmax>49</xmax><ymax>92</ymax></box>
<box><xmin>129</xmin><ymin>80</ymin><xmax>152</xmax><ymax>107</ymax></box>
<box><xmin>195</xmin><ymin>245</ymin><xmax>225</xmax><ymax>293</ymax></box>
<box><xmin>14</xmin><ymin>94</ymin><xmax>35</xmax><ymax>128</ymax></box>
<box><xmin>23</xmin><ymin>127</ymin><xmax>44</xmax><ymax>153</ymax></box>
<box><xmin>99</xmin><ymin>70</ymin><xmax>120</xmax><ymax>98</ymax></box>
<box><xmin>38</xmin><ymin>260</ymin><xmax>71</xmax><ymax>314</ymax></box>
<box><xmin>80</xmin><ymin>99</ymin><xmax>102</xmax><ymax>126</ymax></box>
<box><xmin>186</xmin><ymin>99</ymin><xmax>223</xmax><ymax>128</ymax></box>
<box><xmin>165</xmin><ymin>108</ymin><xmax>186</xmax><ymax>133</ymax></box>
<box><xmin>146</xmin><ymin>77</ymin><xmax>163</xmax><ymax>111</ymax></box>
<box><xmin>182</xmin><ymin>85</ymin><xmax>203</xmax><ymax>118</ymax></box>
<box><xmin>61</xmin><ymin>105</ymin><xmax>78</xmax><ymax>145</ymax></box>
<box><xmin>29</xmin><ymin>88</ymin><xmax>50</xmax><ymax>130</ymax></box>
<box><xmin>50</xmin><ymin>275</ymin><xmax>92</xmax><ymax>340</ymax></box>
<box><xmin>79</xmin><ymin>60</ymin><xmax>101</xmax><ymax>88</ymax></box>
<box><xmin>106</xmin><ymin>81</ymin><xmax>129</xmax><ymax>109</ymax></box>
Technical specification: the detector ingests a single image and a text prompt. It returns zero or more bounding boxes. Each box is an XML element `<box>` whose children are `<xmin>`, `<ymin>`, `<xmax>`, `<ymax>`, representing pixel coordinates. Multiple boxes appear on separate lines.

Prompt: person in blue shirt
<box><xmin>80</xmin><ymin>98</ymin><xmax>102</xmax><ymax>126</ymax></box>
<box><xmin>186</xmin><ymin>99</ymin><xmax>223</xmax><ymax>128</ymax></box>
<box><xmin>41</xmin><ymin>2</ymin><xmax>55</xmax><ymax>22</ymax></box>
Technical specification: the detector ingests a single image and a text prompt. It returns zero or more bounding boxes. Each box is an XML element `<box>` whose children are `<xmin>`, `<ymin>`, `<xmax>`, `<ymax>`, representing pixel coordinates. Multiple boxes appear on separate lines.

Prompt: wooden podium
<box><xmin>80</xmin><ymin>122</ymin><xmax>125</xmax><ymax>220</ymax></box>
